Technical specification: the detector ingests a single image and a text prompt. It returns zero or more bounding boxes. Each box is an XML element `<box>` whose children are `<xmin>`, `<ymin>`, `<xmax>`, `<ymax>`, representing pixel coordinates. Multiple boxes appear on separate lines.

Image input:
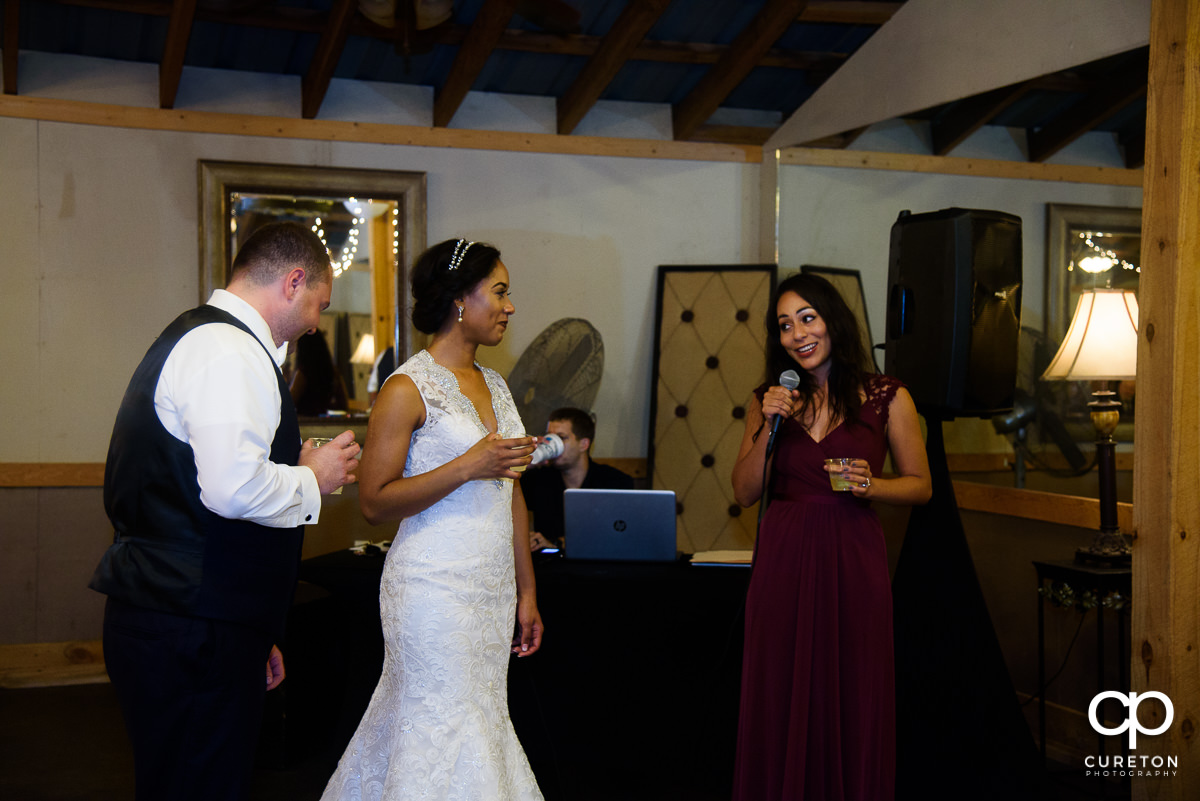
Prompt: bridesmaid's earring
<box><xmin>457</xmin><ymin>305</ymin><xmax>464</xmax><ymax>323</ymax></box>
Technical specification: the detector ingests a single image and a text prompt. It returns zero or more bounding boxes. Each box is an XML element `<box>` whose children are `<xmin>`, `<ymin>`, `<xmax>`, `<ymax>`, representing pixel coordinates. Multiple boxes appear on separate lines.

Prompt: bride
<box><xmin>320</xmin><ymin>238</ymin><xmax>544</xmax><ymax>801</ymax></box>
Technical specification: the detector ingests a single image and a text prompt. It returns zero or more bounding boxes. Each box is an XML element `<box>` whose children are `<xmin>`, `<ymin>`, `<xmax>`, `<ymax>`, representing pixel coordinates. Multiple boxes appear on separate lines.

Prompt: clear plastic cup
<box><xmin>310</xmin><ymin>437</ymin><xmax>342</xmax><ymax>494</ymax></box>
<box><xmin>824</xmin><ymin>458</ymin><xmax>858</xmax><ymax>491</ymax></box>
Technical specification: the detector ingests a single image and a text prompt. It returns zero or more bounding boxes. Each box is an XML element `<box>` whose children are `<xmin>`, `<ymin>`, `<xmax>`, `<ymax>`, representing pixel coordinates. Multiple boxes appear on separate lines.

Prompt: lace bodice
<box><xmin>399</xmin><ymin>350</ymin><xmax>526</xmax><ymax>537</ymax></box>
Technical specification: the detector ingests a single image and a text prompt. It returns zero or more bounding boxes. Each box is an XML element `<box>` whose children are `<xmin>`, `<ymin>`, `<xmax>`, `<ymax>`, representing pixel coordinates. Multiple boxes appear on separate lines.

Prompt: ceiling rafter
<box><xmin>4</xmin><ymin>0</ymin><xmax>20</xmax><ymax>95</ymax></box>
<box><xmin>930</xmin><ymin>81</ymin><xmax>1034</xmax><ymax>156</ymax></box>
<box><xmin>556</xmin><ymin>0</ymin><xmax>670</xmax><ymax>135</ymax></box>
<box><xmin>28</xmin><ymin>0</ymin><xmax>847</xmax><ymax>70</ymax></box>
<box><xmin>433</xmin><ymin>0</ymin><xmax>517</xmax><ymax>128</ymax></box>
<box><xmin>1121</xmin><ymin>128</ymin><xmax>1145</xmax><ymax>170</ymax></box>
<box><xmin>1028</xmin><ymin>58</ymin><xmax>1148</xmax><ymax>163</ymax></box>
<box><xmin>799</xmin><ymin>1</ymin><xmax>902</xmax><ymax>25</ymax></box>
<box><xmin>495</xmin><ymin>28</ymin><xmax>848</xmax><ymax>71</ymax></box>
<box><xmin>801</xmin><ymin>125</ymin><xmax>868</xmax><ymax>149</ymax></box>
<box><xmin>16</xmin><ymin>0</ymin><xmax>1148</xmax><ymax>158</ymax></box>
<box><xmin>158</xmin><ymin>0</ymin><xmax>196</xmax><ymax>109</ymax></box>
<box><xmin>301</xmin><ymin>0</ymin><xmax>356</xmax><ymax>119</ymax></box>
<box><xmin>689</xmin><ymin>124</ymin><xmax>775</xmax><ymax>146</ymax></box>
<box><xmin>672</xmin><ymin>0</ymin><xmax>811</xmax><ymax>142</ymax></box>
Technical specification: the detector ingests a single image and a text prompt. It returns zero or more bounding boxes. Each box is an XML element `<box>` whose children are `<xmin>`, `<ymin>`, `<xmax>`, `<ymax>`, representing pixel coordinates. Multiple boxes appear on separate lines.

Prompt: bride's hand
<box><xmin>512</xmin><ymin>595</ymin><xmax>543</xmax><ymax>656</ymax></box>
<box><xmin>465</xmin><ymin>433</ymin><xmax>535</xmax><ymax>480</ymax></box>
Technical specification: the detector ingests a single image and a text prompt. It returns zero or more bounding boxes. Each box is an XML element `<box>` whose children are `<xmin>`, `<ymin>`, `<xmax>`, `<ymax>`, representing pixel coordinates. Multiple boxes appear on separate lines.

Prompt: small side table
<box><xmin>1033</xmin><ymin>559</ymin><xmax>1132</xmax><ymax>770</ymax></box>
<box><xmin>1036</xmin><ymin>556</ymin><xmax>1128</xmax><ymax>767</ymax></box>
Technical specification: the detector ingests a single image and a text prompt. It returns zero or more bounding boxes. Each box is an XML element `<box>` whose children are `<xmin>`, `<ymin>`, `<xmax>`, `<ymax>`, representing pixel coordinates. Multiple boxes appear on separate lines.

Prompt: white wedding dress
<box><xmin>320</xmin><ymin>350</ymin><xmax>543</xmax><ymax>801</ymax></box>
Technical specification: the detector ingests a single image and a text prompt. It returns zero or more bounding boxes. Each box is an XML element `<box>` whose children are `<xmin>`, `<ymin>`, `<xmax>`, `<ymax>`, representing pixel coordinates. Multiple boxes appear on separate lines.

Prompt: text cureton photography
<box><xmin>1084</xmin><ymin>754</ymin><xmax>1178</xmax><ymax>778</ymax></box>
<box><xmin>1084</xmin><ymin>691</ymin><xmax>1177</xmax><ymax>779</ymax></box>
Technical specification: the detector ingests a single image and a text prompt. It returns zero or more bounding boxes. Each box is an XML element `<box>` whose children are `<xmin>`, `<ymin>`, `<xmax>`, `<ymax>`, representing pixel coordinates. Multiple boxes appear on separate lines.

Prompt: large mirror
<box><xmin>199</xmin><ymin>161</ymin><xmax>426</xmax><ymax>416</ymax></box>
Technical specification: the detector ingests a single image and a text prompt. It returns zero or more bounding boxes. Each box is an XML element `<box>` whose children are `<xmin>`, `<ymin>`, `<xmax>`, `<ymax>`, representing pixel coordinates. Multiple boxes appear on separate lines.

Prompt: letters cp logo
<box><xmin>1088</xmin><ymin>691</ymin><xmax>1174</xmax><ymax>749</ymax></box>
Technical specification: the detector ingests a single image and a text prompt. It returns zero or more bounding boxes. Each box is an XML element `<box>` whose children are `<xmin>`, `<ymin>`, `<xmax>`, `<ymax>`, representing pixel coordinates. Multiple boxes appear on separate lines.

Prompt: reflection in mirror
<box><xmin>199</xmin><ymin>161</ymin><xmax>427</xmax><ymax>417</ymax></box>
<box><xmin>1043</xmin><ymin>204</ymin><xmax>1141</xmax><ymax>445</ymax></box>
<box><xmin>233</xmin><ymin>193</ymin><xmax>396</xmax><ymax>412</ymax></box>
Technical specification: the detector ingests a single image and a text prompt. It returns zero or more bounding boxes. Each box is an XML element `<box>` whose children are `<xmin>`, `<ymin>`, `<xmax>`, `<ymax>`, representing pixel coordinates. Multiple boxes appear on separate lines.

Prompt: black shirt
<box><xmin>520</xmin><ymin>460</ymin><xmax>634</xmax><ymax>545</ymax></box>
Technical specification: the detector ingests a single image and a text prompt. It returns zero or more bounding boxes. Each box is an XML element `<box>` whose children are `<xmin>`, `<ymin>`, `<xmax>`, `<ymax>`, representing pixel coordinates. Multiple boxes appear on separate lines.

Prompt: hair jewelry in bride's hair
<box><xmin>449</xmin><ymin>239</ymin><xmax>474</xmax><ymax>270</ymax></box>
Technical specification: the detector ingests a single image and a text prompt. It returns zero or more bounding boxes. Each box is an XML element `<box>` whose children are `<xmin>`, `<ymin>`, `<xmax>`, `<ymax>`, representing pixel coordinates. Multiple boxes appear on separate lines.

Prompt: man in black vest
<box><xmin>90</xmin><ymin>221</ymin><xmax>360</xmax><ymax>800</ymax></box>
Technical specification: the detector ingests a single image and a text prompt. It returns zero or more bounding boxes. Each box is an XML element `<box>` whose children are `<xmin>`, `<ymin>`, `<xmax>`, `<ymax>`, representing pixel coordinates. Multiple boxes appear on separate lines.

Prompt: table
<box><xmin>284</xmin><ymin>550</ymin><xmax>751</xmax><ymax>800</ymax></box>
<box><xmin>1033</xmin><ymin>559</ymin><xmax>1132</xmax><ymax>772</ymax></box>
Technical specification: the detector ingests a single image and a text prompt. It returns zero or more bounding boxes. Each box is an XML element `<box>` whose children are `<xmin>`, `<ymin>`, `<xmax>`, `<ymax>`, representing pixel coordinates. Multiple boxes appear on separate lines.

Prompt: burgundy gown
<box><xmin>733</xmin><ymin>374</ymin><xmax>901</xmax><ymax>801</ymax></box>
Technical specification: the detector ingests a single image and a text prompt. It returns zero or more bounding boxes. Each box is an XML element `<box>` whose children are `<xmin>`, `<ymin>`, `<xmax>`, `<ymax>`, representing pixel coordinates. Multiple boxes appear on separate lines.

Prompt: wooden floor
<box><xmin>0</xmin><ymin>681</ymin><xmax>1127</xmax><ymax>801</ymax></box>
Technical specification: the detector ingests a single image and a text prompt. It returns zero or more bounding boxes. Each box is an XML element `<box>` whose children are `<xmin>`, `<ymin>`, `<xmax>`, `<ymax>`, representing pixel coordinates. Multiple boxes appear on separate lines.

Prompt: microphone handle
<box><xmin>765</xmin><ymin>413</ymin><xmax>785</xmax><ymax>458</ymax></box>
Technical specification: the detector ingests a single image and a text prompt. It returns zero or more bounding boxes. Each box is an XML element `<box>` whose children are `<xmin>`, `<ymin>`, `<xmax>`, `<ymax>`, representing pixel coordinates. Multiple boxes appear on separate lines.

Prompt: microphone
<box><xmin>529</xmin><ymin>433</ymin><xmax>564</xmax><ymax>465</ymax></box>
<box><xmin>765</xmin><ymin>370</ymin><xmax>801</xmax><ymax>458</ymax></box>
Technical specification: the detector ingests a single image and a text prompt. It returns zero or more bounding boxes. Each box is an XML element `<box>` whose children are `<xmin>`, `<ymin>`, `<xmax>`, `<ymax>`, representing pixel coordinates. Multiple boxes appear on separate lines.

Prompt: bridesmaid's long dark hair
<box><xmin>765</xmin><ymin>272</ymin><xmax>876</xmax><ymax>431</ymax></box>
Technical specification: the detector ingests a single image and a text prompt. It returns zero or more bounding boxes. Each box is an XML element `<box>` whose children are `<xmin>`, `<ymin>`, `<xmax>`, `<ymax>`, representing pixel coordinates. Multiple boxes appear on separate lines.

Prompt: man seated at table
<box><xmin>521</xmin><ymin>407</ymin><xmax>634</xmax><ymax>551</ymax></box>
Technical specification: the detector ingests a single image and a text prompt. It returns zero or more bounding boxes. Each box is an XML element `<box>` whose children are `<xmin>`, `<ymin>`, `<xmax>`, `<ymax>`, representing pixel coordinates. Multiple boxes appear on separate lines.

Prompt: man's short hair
<box><xmin>549</xmin><ymin>407</ymin><xmax>595</xmax><ymax>447</ymax></box>
<box><xmin>231</xmin><ymin>221</ymin><xmax>332</xmax><ymax>287</ymax></box>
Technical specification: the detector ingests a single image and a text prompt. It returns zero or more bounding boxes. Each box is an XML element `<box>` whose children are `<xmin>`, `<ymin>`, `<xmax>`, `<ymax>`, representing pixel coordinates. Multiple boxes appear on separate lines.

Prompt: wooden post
<box><xmin>370</xmin><ymin>211</ymin><xmax>396</xmax><ymax>359</ymax></box>
<box><xmin>758</xmin><ymin>147</ymin><xmax>779</xmax><ymax>265</ymax></box>
<box><xmin>1133</xmin><ymin>0</ymin><xmax>1200</xmax><ymax>797</ymax></box>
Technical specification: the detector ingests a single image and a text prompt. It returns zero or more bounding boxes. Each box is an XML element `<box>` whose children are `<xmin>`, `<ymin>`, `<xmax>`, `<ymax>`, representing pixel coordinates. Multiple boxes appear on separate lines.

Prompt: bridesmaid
<box><xmin>730</xmin><ymin>271</ymin><xmax>930</xmax><ymax>800</ymax></box>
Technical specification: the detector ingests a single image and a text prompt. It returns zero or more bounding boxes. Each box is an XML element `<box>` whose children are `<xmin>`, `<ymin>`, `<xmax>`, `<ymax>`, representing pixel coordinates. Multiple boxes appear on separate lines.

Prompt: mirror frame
<box><xmin>1045</xmin><ymin>202</ymin><xmax>1142</xmax><ymax>345</ymax></box>
<box><xmin>198</xmin><ymin>160</ymin><xmax>427</xmax><ymax>365</ymax></box>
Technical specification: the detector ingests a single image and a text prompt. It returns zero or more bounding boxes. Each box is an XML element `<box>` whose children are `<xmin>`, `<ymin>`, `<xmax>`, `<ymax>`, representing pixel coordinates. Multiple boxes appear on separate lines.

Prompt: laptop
<box><xmin>563</xmin><ymin>488</ymin><xmax>678</xmax><ymax>562</ymax></box>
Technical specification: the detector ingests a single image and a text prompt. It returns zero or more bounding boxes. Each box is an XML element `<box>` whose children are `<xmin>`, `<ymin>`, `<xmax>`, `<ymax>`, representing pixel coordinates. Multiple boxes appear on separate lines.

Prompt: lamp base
<box><xmin>1074</xmin><ymin>530</ymin><xmax>1131</xmax><ymax>567</ymax></box>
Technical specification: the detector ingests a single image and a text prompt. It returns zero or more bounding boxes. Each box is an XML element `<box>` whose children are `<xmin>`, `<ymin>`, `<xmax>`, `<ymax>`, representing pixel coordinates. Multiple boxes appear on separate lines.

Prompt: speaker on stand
<box><xmin>885</xmin><ymin>208</ymin><xmax>1048</xmax><ymax>799</ymax></box>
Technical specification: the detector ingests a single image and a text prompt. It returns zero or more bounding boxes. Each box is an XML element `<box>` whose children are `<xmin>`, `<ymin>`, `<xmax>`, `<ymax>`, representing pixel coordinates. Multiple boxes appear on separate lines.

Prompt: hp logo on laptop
<box><xmin>613</xmin><ymin>520</ymin><xmax>627</xmax><ymax>532</ymax></box>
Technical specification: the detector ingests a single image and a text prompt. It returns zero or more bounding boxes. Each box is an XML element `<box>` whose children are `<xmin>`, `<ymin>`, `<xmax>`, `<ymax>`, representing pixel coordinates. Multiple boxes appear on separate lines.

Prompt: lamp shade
<box><xmin>1041</xmin><ymin>288</ymin><xmax>1138</xmax><ymax>381</ymax></box>
<box><xmin>350</xmin><ymin>333</ymin><xmax>376</xmax><ymax>365</ymax></box>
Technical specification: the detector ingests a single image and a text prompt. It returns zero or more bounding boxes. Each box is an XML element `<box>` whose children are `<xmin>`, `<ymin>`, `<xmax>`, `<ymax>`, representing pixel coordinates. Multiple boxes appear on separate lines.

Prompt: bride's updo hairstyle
<box><xmin>410</xmin><ymin>238</ymin><xmax>502</xmax><ymax>334</ymax></box>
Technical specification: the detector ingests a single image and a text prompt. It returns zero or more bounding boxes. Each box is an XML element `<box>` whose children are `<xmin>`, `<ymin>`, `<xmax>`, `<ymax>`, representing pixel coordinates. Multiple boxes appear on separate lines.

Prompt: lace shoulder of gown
<box><xmin>864</xmin><ymin>373</ymin><xmax>904</xmax><ymax>427</ymax></box>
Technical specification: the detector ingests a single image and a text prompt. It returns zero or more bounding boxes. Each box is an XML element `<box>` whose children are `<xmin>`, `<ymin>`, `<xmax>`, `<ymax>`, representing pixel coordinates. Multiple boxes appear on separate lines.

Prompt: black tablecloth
<box><xmin>284</xmin><ymin>550</ymin><xmax>750</xmax><ymax>800</ymax></box>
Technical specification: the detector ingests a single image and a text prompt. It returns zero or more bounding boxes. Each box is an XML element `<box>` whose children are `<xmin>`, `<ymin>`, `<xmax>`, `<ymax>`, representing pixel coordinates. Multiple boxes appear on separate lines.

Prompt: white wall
<box><xmin>2</xmin><ymin>54</ymin><xmax>1141</xmax><ymax>464</ymax></box>
<box><xmin>778</xmin><ymin>122</ymin><xmax>1143</xmax><ymax>345</ymax></box>
<box><xmin>0</xmin><ymin>55</ymin><xmax>756</xmax><ymax>463</ymax></box>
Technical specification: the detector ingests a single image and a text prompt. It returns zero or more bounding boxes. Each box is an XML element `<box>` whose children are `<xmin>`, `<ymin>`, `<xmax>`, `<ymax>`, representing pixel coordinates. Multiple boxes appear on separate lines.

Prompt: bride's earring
<box><xmin>457</xmin><ymin>305</ymin><xmax>464</xmax><ymax>323</ymax></box>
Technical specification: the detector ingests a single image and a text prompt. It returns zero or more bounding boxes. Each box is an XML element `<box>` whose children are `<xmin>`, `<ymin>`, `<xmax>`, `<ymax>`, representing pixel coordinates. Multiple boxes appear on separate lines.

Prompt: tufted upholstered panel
<box><xmin>649</xmin><ymin>265</ymin><xmax>776</xmax><ymax>554</ymax></box>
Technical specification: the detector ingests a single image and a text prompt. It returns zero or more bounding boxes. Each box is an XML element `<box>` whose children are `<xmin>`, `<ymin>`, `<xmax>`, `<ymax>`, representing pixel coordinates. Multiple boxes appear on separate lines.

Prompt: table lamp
<box><xmin>1040</xmin><ymin>288</ymin><xmax>1138</xmax><ymax>565</ymax></box>
<box><xmin>350</xmin><ymin>333</ymin><xmax>376</xmax><ymax>365</ymax></box>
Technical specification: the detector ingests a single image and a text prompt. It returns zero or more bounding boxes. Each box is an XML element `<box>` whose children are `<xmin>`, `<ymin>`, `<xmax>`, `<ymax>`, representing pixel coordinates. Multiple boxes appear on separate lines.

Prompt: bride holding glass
<box><xmin>320</xmin><ymin>238</ymin><xmax>544</xmax><ymax>801</ymax></box>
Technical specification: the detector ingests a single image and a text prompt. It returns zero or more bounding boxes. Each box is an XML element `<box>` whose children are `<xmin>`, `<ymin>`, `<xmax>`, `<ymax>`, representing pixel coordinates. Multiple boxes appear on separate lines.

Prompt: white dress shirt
<box><xmin>154</xmin><ymin>289</ymin><xmax>321</xmax><ymax>527</ymax></box>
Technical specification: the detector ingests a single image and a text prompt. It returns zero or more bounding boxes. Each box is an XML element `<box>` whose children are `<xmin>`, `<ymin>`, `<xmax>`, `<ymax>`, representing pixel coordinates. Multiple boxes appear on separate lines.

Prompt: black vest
<box><xmin>90</xmin><ymin>305</ymin><xmax>305</xmax><ymax>638</ymax></box>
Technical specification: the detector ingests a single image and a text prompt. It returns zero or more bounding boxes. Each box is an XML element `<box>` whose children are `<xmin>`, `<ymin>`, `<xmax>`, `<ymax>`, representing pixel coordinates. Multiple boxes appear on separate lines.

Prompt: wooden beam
<box><xmin>369</xmin><ymin>212</ymin><xmax>394</xmax><ymax>357</ymax></box>
<box><xmin>798</xmin><ymin>0</ymin><xmax>901</xmax><ymax>25</ymax></box>
<box><xmin>433</xmin><ymin>0</ymin><xmax>516</xmax><ymax>128</ymax></box>
<box><xmin>672</xmin><ymin>0</ymin><xmax>809</xmax><ymax>142</ymax></box>
<box><xmin>556</xmin><ymin>0</ymin><xmax>670</xmax><ymax>135</ymax></box>
<box><xmin>1029</xmin><ymin>56</ymin><xmax>1148</xmax><ymax>163</ymax></box>
<box><xmin>689</xmin><ymin>124</ymin><xmax>775</xmax><ymax>146</ymax></box>
<box><xmin>954</xmin><ymin>481</ymin><xmax>1133</xmax><ymax>533</ymax></box>
<box><xmin>300</xmin><ymin>0</ymin><xmax>356</xmax><ymax>120</ymax></box>
<box><xmin>1132</xmin><ymin>0</ymin><xmax>1200</xmax><ymax>796</ymax></box>
<box><xmin>1123</xmin><ymin>126</ymin><xmax>1146</xmax><ymax>170</ymax></box>
<box><xmin>3</xmin><ymin>0</ymin><xmax>19</xmax><ymax>95</ymax></box>
<box><xmin>800</xmin><ymin>125</ymin><xmax>867</xmax><ymax>149</ymax></box>
<box><xmin>499</xmin><ymin>29</ymin><xmax>848</xmax><ymax>71</ymax></box>
<box><xmin>0</xmin><ymin>93</ymin><xmax>761</xmax><ymax>162</ymax></box>
<box><xmin>931</xmin><ymin>81</ymin><xmax>1033</xmax><ymax>156</ymax></box>
<box><xmin>0</xmin><ymin>462</ymin><xmax>106</xmax><ymax>487</ymax></box>
<box><xmin>158</xmin><ymin>0</ymin><xmax>196</xmax><ymax>109</ymax></box>
<box><xmin>779</xmin><ymin>146</ymin><xmax>1144</xmax><ymax>186</ymax></box>
<box><xmin>0</xmin><ymin>640</ymin><xmax>107</xmax><ymax>688</ymax></box>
